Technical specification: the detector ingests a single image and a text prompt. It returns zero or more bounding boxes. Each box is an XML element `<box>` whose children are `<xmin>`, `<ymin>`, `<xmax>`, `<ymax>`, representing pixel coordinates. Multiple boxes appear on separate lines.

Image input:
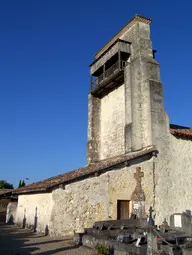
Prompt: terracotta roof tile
<box><xmin>0</xmin><ymin>189</ymin><xmax>13</xmax><ymax>196</ymax></box>
<box><xmin>13</xmin><ymin>146</ymin><xmax>156</xmax><ymax>194</ymax></box>
<box><xmin>170</xmin><ymin>128</ymin><xmax>192</xmax><ymax>139</ymax></box>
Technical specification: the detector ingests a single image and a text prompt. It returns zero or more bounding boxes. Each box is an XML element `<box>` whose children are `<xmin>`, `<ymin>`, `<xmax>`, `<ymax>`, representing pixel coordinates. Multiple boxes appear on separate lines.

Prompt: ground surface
<box><xmin>0</xmin><ymin>223</ymin><xmax>95</xmax><ymax>255</ymax></box>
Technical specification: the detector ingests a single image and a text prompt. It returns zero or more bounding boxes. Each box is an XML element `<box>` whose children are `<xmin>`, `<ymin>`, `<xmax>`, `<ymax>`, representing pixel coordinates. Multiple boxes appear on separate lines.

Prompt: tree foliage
<box><xmin>18</xmin><ymin>180</ymin><xmax>26</xmax><ymax>188</ymax></box>
<box><xmin>0</xmin><ymin>180</ymin><xmax>14</xmax><ymax>189</ymax></box>
<box><xmin>18</xmin><ymin>180</ymin><xmax>22</xmax><ymax>188</ymax></box>
<box><xmin>21</xmin><ymin>180</ymin><xmax>26</xmax><ymax>187</ymax></box>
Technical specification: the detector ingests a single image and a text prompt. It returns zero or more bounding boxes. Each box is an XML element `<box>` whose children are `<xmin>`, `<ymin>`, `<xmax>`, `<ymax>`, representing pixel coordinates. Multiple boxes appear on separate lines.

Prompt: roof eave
<box><xmin>13</xmin><ymin>187</ymin><xmax>47</xmax><ymax>195</ymax></box>
<box><xmin>13</xmin><ymin>146</ymin><xmax>157</xmax><ymax>195</ymax></box>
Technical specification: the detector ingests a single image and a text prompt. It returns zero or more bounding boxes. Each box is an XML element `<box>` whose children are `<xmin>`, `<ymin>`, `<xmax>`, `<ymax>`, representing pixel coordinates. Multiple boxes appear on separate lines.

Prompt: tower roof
<box><xmin>94</xmin><ymin>14</ymin><xmax>152</xmax><ymax>59</ymax></box>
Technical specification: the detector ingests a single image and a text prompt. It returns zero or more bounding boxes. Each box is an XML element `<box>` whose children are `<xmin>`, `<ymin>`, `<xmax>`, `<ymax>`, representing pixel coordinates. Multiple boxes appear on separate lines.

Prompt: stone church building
<box><xmin>13</xmin><ymin>14</ymin><xmax>192</xmax><ymax>237</ymax></box>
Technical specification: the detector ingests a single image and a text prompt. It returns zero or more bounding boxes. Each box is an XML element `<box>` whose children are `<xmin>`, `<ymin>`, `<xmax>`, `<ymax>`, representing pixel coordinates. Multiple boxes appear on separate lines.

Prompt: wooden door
<box><xmin>117</xmin><ymin>200</ymin><xmax>130</xmax><ymax>220</ymax></box>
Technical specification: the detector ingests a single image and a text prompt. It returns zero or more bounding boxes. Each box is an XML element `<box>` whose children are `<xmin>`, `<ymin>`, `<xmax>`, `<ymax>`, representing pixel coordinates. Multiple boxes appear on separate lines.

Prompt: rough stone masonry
<box><xmin>12</xmin><ymin>14</ymin><xmax>192</xmax><ymax>237</ymax></box>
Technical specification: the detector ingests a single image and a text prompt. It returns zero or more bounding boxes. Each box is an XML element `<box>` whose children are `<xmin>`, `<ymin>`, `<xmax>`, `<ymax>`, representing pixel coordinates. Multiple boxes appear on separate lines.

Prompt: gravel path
<box><xmin>0</xmin><ymin>223</ymin><xmax>95</xmax><ymax>255</ymax></box>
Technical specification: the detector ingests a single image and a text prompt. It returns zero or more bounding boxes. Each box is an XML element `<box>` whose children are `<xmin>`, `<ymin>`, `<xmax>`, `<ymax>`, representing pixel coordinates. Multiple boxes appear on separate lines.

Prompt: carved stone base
<box><xmin>132</xmin><ymin>201</ymin><xmax>146</xmax><ymax>218</ymax></box>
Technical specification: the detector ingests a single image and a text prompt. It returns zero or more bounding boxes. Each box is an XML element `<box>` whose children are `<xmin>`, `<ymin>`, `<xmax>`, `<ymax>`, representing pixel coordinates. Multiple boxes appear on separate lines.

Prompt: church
<box><xmin>13</xmin><ymin>14</ymin><xmax>192</xmax><ymax>237</ymax></box>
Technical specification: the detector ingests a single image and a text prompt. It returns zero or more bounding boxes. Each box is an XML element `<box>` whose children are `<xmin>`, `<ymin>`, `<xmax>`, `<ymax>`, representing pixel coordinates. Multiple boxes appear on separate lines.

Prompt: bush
<box><xmin>0</xmin><ymin>180</ymin><xmax>13</xmax><ymax>189</ymax></box>
<box><xmin>96</xmin><ymin>244</ymin><xmax>109</xmax><ymax>254</ymax></box>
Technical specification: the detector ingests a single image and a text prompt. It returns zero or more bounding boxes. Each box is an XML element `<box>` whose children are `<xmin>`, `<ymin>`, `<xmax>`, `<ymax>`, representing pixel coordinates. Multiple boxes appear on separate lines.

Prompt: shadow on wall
<box><xmin>33</xmin><ymin>207</ymin><xmax>50</xmax><ymax>236</ymax></box>
<box><xmin>22</xmin><ymin>207</ymin><xmax>49</xmax><ymax>236</ymax></box>
<box><xmin>22</xmin><ymin>209</ymin><xmax>26</xmax><ymax>229</ymax></box>
<box><xmin>45</xmin><ymin>224</ymin><xmax>49</xmax><ymax>236</ymax></box>
<box><xmin>34</xmin><ymin>207</ymin><xmax>38</xmax><ymax>232</ymax></box>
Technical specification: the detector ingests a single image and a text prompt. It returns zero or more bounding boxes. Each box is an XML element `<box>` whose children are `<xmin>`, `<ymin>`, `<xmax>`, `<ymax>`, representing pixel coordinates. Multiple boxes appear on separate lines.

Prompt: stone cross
<box><xmin>134</xmin><ymin>167</ymin><xmax>144</xmax><ymax>184</ymax></box>
<box><xmin>131</xmin><ymin>167</ymin><xmax>146</xmax><ymax>218</ymax></box>
<box><xmin>131</xmin><ymin>167</ymin><xmax>145</xmax><ymax>202</ymax></box>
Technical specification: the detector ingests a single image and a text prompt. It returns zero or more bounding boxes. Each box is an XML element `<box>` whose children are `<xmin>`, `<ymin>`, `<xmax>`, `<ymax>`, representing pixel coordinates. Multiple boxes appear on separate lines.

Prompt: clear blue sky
<box><xmin>0</xmin><ymin>0</ymin><xmax>191</xmax><ymax>188</ymax></box>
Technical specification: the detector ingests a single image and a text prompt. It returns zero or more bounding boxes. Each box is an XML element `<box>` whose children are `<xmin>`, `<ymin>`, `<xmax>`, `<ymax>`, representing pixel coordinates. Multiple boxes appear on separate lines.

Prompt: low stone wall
<box><xmin>81</xmin><ymin>234</ymin><xmax>146</xmax><ymax>255</ymax></box>
<box><xmin>6</xmin><ymin>202</ymin><xmax>18</xmax><ymax>224</ymax></box>
<box><xmin>16</xmin><ymin>193</ymin><xmax>52</xmax><ymax>234</ymax></box>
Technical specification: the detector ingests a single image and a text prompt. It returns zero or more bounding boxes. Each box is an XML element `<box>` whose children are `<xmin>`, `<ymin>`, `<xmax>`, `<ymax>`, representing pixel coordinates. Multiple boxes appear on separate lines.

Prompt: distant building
<box><xmin>0</xmin><ymin>189</ymin><xmax>17</xmax><ymax>222</ymax></box>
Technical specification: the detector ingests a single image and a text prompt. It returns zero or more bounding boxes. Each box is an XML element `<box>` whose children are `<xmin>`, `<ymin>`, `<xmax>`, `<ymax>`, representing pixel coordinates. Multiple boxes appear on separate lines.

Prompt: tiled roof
<box><xmin>0</xmin><ymin>189</ymin><xmax>14</xmax><ymax>198</ymax></box>
<box><xmin>170</xmin><ymin>128</ymin><xmax>192</xmax><ymax>139</ymax></box>
<box><xmin>13</xmin><ymin>146</ymin><xmax>156</xmax><ymax>194</ymax></box>
<box><xmin>0</xmin><ymin>189</ymin><xmax>13</xmax><ymax>195</ymax></box>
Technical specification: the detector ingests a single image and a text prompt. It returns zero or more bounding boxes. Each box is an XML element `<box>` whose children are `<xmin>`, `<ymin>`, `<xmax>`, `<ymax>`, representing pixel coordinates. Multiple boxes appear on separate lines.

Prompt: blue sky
<box><xmin>0</xmin><ymin>0</ymin><xmax>191</xmax><ymax>188</ymax></box>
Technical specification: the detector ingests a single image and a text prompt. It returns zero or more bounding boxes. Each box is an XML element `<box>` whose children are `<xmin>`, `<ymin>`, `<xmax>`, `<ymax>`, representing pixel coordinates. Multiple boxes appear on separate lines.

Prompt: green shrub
<box><xmin>96</xmin><ymin>244</ymin><xmax>109</xmax><ymax>254</ymax></box>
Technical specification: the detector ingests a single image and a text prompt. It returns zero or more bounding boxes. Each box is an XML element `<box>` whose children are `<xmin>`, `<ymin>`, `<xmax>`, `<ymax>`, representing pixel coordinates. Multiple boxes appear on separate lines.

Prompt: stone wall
<box><xmin>49</xmin><ymin>158</ymin><xmax>154</xmax><ymax>237</ymax></box>
<box><xmin>15</xmin><ymin>133</ymin><xmax>192</xmax><ymax>236</ymax></box>
<box><xmin>100</xmin><ymin>84</ymin><xmax>125</xmax><ymax>159</ymax></box>
<box><xmin>154</xmin><ymin>133</ymin><xmax>192</xmax><ymax>226</ymax></box>
<box><xmin>169</xmin><ymin>135</ymin><xmax>192</xmax><ymax>214</ymax></box>
<box><xmin>120</xmin><ymin>21</ymin><xmax>153</xmax><ymax>59</ymax></box>
<box><xmin>88</xmin><ymin>19</ymin><xmax>163</xmax><ymax>162</ymax></box>
<box><xmin>16</xmin><ymin>193</ymin><xmax>52</xmax><ymax>233</ymax></box>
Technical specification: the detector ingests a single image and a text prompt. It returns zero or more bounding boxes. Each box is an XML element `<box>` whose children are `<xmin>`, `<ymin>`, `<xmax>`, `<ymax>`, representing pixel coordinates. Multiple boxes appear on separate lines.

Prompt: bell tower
<box><xmin>87</xmin><ymin>15</ymin><xmax>167</xmax><ymax>164</ymax></box>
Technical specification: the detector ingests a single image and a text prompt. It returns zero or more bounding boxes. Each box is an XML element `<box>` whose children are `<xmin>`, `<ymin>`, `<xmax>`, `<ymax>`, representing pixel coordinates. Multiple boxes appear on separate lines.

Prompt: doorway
<box><xmin>117</xmin><ymin>200</ymin><xmax>130</xmax><ymax>220</ymax></box>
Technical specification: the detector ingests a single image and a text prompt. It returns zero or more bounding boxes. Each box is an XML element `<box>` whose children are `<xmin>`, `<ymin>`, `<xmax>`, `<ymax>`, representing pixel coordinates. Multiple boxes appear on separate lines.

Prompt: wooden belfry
<box><xmin>131</xmin><ymin>167</ymin><xmax>146</xmax><ymax>218</ymax></box>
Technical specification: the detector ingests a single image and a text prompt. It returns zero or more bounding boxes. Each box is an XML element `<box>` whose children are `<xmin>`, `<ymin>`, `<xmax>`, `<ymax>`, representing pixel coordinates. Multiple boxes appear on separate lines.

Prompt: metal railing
<box><xmin>91</xmin><ymin>60</ymin><xmax>127</xmax><ymax>89</ymax></box>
